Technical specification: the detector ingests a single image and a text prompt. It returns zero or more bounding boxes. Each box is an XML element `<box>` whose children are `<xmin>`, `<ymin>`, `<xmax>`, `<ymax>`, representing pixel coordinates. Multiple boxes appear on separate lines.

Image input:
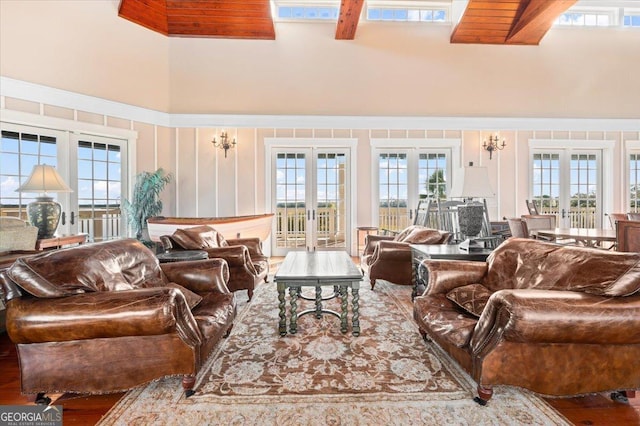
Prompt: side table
<box><xmin>36</xmin><ymin>234</ymin><xmax>88</xmax><ymax>250</ymax></box>
<box><xmin>356</xmin><ymin>226</ymin><xmax>378</xmax><ymax>257</ymax></box>
<box><xmin>410</xmin><ymin>244</ymin><xmax>493</xmax><ymax>300</ymax></box>
<box><xmin>157</xmin><ymin>250</ymin><xmax>208</xmax><ymax>263</ymax></box>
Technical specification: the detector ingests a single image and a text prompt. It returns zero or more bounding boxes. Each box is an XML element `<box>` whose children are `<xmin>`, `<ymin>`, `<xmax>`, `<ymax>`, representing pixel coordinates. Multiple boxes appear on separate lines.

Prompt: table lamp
<box><xmin>16</xmin><ymin>164</ymin><xmax>72</xmax><ymax>239</ymax></box>
<box><xmin>449</xmin><ymin>162</ymin><xmax>494</xmax><ymax>251</ymax></box>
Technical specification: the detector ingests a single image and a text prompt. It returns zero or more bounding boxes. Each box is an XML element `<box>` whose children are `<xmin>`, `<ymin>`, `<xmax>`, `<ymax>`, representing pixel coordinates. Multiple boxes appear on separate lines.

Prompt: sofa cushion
<box><xmin>446</xmin><ymin>283</ymin><xmax>491</xmax><ymax>318</ymax></box>
<box><xmin>484</xmin><ymin>238</ymin><xmax>640</xmax><ymax>297</ymax></box>
<box><xmin>172</xmin><ymin>226</ymin><xmax>229</xmax><ymax>249</ymax></box>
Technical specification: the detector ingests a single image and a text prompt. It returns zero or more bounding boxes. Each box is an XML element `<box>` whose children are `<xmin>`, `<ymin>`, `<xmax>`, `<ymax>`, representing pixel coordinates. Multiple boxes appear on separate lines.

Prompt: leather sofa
<box><xmin>413</xmin><ymin>238</ymin><xmax>640</xmax><ymax>404</ymax></box>
<box><xmin>360</xmin><ymin>225</ymin><xmax>451</xmax><ymax>289</ymax></box>
<box><xmin>160</xmin><ymin>225</ymin><xmax>268</xmax><ymax>300</ymax></box>
<box><xmin>0</xmin><ymin>239</ymin><xmax>236</xmax><ymax>398</ymax></box>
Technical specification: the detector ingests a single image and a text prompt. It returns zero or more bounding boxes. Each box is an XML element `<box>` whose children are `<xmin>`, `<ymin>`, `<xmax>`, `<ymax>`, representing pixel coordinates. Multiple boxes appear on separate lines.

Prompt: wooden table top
<box><xmin>275</xmin><ymin>251</ymin><xmax>362</xmax><ymax>281</ymax></box>
<box><xmin>535</xmin><ymin>228</ymin><xmax>616</xmax><ymax>241</ymax></box>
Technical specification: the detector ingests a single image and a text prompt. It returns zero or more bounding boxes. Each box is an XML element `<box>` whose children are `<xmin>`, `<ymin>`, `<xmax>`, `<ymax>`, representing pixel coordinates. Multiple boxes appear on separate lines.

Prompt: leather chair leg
<box><xmin>474</xmin><ymin>384</ymin><xmax>493</xmax><ymax>406</ymax></box>
<box><xmin>182</xmin><ymin>375</ymin><xmax>196</xmax><ymax>397</ymax></box>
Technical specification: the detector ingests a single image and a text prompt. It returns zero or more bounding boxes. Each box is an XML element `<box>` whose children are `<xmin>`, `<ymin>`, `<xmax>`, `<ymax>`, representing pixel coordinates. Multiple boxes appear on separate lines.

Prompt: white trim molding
<box><xmin>2</xmin><ymin>76</ymin><xmax>639</xmax><ymax>131</ymax></box>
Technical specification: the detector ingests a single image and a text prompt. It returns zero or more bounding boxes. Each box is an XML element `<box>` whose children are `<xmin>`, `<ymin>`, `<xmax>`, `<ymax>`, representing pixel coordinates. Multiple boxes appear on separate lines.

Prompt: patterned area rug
<box><xmin>98</xmin><ymin>281</ymin><xmax>569</xmax><ymax>425</ymax></box>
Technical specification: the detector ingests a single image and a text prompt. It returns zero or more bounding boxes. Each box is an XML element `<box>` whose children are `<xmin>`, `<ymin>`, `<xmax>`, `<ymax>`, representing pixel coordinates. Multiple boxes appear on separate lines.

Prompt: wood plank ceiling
<box><xmin>118</xmin><ymin>0</ymin><xmax>576</xmax><ymax>45</ymax></box>
<box><xmin>451</xmin><ymin>0</ymin><xmax>578</xmax><ymax>45</ymax></box>
<box><xmin>118</xmin><ymin>0</ymin><xmax>276</xmax><ymax>39</ymax></box>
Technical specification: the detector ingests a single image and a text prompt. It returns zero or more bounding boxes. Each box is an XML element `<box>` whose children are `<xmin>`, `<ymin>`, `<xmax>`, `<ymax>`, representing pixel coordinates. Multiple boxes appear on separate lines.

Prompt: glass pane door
<box><xmin>532</xmin><ymin>150</ymin><xmax>601</xmax><ymax>228</ymax></box>
<box><xmin>378</xmin><ymin>153</ymin><xmax>410</xmax><ymax>232</ymax></box>
<box><xmin>272</xmin><ymin>147</ymin><xmax>351</xmax><ymax>256</ymax></box>
<box><xmin>274</xmin><ymin>151</ymin><xmax>309</xmax><ymax>253</ymax></box>
<box><xmin>70</xmin><ymin>134</ymin><xmax>127</xmax><ymax>241</ymax></box>
<box><xmin>315</xmin><ymin>152</ymin><xmax>347</xmax><ymax>250</ymax></box>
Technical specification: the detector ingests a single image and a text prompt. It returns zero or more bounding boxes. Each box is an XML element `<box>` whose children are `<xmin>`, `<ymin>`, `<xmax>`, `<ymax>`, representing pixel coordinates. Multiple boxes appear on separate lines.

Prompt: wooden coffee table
<box><xmin>275</xmin><ymin>251</ymin><xmax>363</xmax><ymax>337</ymax></box>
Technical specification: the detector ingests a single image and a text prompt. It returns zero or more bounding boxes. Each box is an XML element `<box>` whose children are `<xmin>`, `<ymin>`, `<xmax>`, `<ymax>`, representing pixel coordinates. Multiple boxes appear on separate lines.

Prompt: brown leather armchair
<box><xmin>360</xmin><ymin>225</ymin><xmax>451</xmax><ymax>289</ymax></box>
<box><xmin>413</xmin><ymin>238</ymin><xmax>640</xmax><ymax>404</ymax></box>
<box><xmin>0</xmin><ymin>239</ymin><xmax>236</xmax><ymax>399</ymax></box>
<box><xmin>160</xmin><ymin>225</ymin><xmax>268</xmax><ymax>300</ymax></box>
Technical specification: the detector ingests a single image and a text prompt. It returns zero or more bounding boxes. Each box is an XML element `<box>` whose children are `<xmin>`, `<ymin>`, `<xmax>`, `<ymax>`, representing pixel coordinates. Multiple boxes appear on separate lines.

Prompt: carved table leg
<box><xmin>315</xmin><ymin>285</ymin><xmax>322</xmax><ymax>319</ymax></box>
<box><xmin>289</xmin><ymin>286</ymin><xmax>298</xmax><ymax>334</ymax></box>
<box><xmin>278</xmin><ymin>282</ymin><xmax>287</xmax><ymax>336</ymax></box>
<box><xmin>351</xmin><ymin>282</ymin><xmax>360</xmax><ymax>336</ymax></box>
<box><xmin>340</xmin><ymin>285</ymin><xmax>348</xmax><ymax>333</ymax></box>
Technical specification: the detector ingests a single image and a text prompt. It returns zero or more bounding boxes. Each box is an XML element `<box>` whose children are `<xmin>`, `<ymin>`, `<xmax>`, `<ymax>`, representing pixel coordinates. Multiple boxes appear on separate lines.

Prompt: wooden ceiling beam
<box><xmin>506</xmin><ymin>0</ymin><xmax>577</xmax><ymax>45</ymax></box>
<box><xmin>335</xmin><ymin>0</ymin><xmax>364</xmax><ymax>40</ymax></box>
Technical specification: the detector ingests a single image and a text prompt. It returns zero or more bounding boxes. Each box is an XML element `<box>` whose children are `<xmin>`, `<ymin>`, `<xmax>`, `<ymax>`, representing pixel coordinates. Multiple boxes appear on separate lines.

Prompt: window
<box><xmin>629</xmin><ymin>153</ymin><xmax>640</xmax><ymax>211</ymax></box>
<box><xmin>556</xmin><ymin>11</ymin><xmax>612</xmax><ymax>27</ymax></box>
<box><xmin>274</xmin><ymin>2</ymin><xmax>339</xmax><ymax>21</ymax></box>
<box><xmin>367</xmin><ymin>7</ymin><xmax>447</xmax><ymax>22</ymax></box>
<box><xmin>0</xmin><ymin>130</ymin><xmax>58</xmax><ymax>219</ymax></box>
<box><xmin>624</xmin><ymin>12</ymin><xmax>640</xmax><ymax>27</ymax></box>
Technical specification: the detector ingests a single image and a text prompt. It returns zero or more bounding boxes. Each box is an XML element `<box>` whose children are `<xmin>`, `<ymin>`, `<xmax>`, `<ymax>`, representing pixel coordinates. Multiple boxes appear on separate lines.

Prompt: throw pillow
<box><xmin>400</xmin><ymin>227</ymin><xmax>446</xmax><ymax>244</ymax></box>
<box><xmin>166</xmin><ymin>282</ymin><xmax>203</xmax><ymax>310</ymax></box>
<box><xmin>446</xmin><ymin>283</ymin><xmax>492</xmax><ymax>318</ymax></box>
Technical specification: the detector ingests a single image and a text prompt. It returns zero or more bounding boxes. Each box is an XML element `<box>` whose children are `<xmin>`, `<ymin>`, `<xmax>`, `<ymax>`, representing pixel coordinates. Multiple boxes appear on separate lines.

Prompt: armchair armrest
<box><xmin>370</xmin><ymin>241</ymin><xmax>411</xmax><ymax>263</ymax></box>
<box><xmin>422</xmin><ymin>259</ymin><xmax>488</xmax><ymax>296</ymax></box>
<box><xmin>225</xmin><ymin>238</ymin><xmax>265</xmax><ymax>258</ymax></box>
<box><xmin>362</xmin><ymin>235</ymin><xmax>395</xmax><ymax>257</ymax></box>
<box><xmin>470</xmin><ymin>290</ymin><xmax>640</xmax><ymax>358</ymax></box>
<box><xmin>6</xmin><ymin>288</ymin><xmax>201</xmax><ymax>346</ymax></box>
<box><xmin>201</xmin><ymin>246</ymin><xmax>254</xmax><ymax>270</ymax></box>
<box><xmin>160</xmin><ymin>258</ymin><xmax>230</xmax><ymax>295</ymax></box>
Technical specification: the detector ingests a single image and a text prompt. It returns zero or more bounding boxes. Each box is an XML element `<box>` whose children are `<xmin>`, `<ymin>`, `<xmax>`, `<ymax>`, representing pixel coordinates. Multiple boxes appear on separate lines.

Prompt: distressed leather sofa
<box><xmin>360</xmin><ymin>225</ymin><xmax>451</xmax><ymax>289</ymax></box>
<box><xmin>0</xmin><ymin>239</ymin><xmax>236</xmax><ymax>399</ymax></box>
<box><xmin>413</xmin><ymin>238</ymin><xmax>640</xmax><ymax>404</ymax></box>
<box><xmin>160</xmin><ymin>225</ymin><xmax>268</xmax><ymax>300</ymax></box>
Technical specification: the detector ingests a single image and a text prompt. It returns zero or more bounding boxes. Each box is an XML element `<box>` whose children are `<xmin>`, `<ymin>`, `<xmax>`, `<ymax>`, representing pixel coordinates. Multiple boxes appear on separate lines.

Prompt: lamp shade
<box><xmin>449</xmin><ymin>164</ymin><xmax>494</xmax><ymax>199</ymax></box>
<box><xmin>16</xmin><ymin>165</ymin><xmax>72</xmax><ymax>194</ymax></box>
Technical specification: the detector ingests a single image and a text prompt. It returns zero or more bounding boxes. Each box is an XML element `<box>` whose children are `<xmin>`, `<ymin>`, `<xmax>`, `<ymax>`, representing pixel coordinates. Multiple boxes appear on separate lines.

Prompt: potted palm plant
<box><xmin>122</xmin><ymin>168</ymin><xmax>173</xmax><ymax>245</ymax></box>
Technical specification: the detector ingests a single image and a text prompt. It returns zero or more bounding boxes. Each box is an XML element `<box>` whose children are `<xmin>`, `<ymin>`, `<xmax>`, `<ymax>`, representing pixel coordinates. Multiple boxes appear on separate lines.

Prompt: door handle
<box><xmin>312</xmin><ymin>210</ymin><xmax>316</xmax><ymax>220</ymax></box>
<box><xmin>561</xmin><ymin>209</ymin><xmax>566</xmax><ymax>219</ymax></box>
<box><xmin>307</xmin><ymin>210</ymin><xmax>310</xmax><ymax>220</ymax></box>
<box><xmin>61</xmin><ymin>211</ymin><xmax>66</xmax><ymax>225</ymax></box>
<box><xmin>71</xmin><ymin>211</ymin><xmax>75</xmax><ymax>225</ymax></box>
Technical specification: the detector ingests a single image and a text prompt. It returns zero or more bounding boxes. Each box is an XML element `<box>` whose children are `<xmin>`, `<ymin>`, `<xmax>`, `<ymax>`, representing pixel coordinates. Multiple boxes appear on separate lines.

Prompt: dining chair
<box><xmin>616</xmin><ymin>219</ymin><xmax>640</xmax><ymax>252</ymax></box>
<box><xmin>520</xmin><ymin>214</ymin><xmax>557</xmax><ymax>241</ymax></box>
<box><xmin>627</xmin><ymin>212</ymin><xmax>640</xmax><ymax>221</ymax></box>
<box><xmin>607</xmin><ymin>213</ymin><xmax>629</xmax><ymax>228</ymax></box>
<box><xmin>525</xmin><ymin>199</ymin><xmax>540</xmax><ymax>215</ymax></box>
<box><xmin>505</xmin><ymin>217</ymin><xmax>528</xmax><ymax>238</ymax></box>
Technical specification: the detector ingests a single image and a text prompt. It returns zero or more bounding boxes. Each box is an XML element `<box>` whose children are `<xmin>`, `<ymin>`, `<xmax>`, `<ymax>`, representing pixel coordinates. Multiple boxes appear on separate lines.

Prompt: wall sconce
<box><xmin>482</xmin><ymin>134</ymin><xmax>506</xmax><ymax>160</ymax></box>
<box><xmin>212</xmin><ymin>130</ymin><xmax>236</xmax><ymax>158</ymax></box>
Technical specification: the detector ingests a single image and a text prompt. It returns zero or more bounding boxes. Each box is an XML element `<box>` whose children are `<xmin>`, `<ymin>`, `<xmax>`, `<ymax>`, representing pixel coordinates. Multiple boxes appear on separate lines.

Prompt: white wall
<box><xmin>1</xmin><ymin>1</ymin><xmax>639</xmax><ymax>118</ymax></box>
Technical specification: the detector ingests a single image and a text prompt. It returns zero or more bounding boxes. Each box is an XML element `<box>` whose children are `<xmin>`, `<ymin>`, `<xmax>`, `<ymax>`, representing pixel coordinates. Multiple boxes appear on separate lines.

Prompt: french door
<box><xmin>375</xmin><ymin>149</ymin><xmax>452</xmax><ymax>233</ymax></box>
<box><xmin>531</xmin><ymin>149</ymin><xmax>602</xmax><ymax>228</ymax></box>
<box><xmin>68</xmin><ymin>133</ymin><xmax>128</xmax><ymax>241</ymax></box>
<box><xmin>271</xmin><ymin>147</ymin><xmax>350</xmax><ymax>256</ymax></box>
<box><xmin>0</xmin><ymin>122</ymin><xmax>128</xmax><ymax>241</ymax></box>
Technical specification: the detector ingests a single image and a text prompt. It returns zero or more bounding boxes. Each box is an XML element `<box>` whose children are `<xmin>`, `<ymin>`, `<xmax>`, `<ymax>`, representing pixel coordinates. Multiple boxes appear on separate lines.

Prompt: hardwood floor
<box><xmin>1</xmin><ymin>268</ymin><xmax>639</xmax><ymax>426</ymax></box>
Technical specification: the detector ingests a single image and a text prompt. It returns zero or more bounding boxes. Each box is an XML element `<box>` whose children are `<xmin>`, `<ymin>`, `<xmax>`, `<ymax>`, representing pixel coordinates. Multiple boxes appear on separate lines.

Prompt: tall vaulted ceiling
<box><xmin>118</xmin><ymin>0</ymin><xmax>578</xmax><ymax>45</ymax></box>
